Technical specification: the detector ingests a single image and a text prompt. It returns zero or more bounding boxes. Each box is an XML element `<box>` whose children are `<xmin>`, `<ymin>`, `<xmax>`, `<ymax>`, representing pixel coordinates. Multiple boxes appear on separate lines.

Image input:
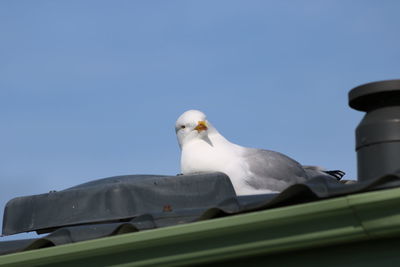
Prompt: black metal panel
<box><xmin>2</xmin><ymin>173</ymin><xmax>236</xmax><ymax>235</ymax></box>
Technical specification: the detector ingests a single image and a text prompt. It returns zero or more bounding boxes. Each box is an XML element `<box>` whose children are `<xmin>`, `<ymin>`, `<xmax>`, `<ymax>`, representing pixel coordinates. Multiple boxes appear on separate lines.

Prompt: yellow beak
<box><xmin>194</xmin><ymin>120</ymin><xmax>208</xmax><ymax>132</ymax></box>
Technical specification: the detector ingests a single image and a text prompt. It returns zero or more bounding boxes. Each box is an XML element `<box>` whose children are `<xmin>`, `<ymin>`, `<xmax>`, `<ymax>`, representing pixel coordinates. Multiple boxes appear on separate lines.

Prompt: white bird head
<box><xmin>175</xmin><ymin>110</ymin><xmax>213</xmax><ymax>148</ymax></box>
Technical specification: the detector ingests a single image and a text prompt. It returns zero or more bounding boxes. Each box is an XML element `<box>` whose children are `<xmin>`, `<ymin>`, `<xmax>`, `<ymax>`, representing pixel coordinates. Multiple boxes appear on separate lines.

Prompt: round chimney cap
<box><xmin>349</xmin><ymin>79</ymin><xmax>400</xmax><ymax>112</ymax></box>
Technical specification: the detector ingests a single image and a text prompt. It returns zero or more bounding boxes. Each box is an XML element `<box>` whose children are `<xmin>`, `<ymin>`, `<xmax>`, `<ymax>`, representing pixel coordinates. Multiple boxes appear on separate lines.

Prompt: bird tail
<box><xmin>323</xmin><ymin>170</ymin><xmax>345</xmax><ymax>180</ymax></box>
<box><xmin>303</xmin><ymin>165</ymin><xmax>345</xmax><ymax>181</ymax></box>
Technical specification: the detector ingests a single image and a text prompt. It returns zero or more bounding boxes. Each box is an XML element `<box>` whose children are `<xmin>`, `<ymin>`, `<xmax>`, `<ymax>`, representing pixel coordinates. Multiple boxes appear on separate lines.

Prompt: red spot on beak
<box><xmin>194</xmin><ymin>121</ymin><xmax>208</xmax><ymax>132</ymax></box>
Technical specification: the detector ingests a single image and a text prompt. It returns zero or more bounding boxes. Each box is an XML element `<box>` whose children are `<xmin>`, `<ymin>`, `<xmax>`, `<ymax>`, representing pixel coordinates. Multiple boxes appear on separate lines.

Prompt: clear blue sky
<box><xmin>1</xmin><ymin>1</ymin><xmax>400</xmax><ymax>240</ymax></box>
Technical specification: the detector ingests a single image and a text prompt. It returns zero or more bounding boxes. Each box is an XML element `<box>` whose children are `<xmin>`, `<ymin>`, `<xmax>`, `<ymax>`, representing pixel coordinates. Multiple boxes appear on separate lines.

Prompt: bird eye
<box><xmin>181</xmin><ymin>125</ymin><xmax>186</xmax><ymax>129</ymax></box>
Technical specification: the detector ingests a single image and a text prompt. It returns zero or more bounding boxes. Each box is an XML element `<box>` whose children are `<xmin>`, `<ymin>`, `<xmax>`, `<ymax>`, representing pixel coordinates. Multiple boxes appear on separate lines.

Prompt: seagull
<box><xmin>175</xmin><ymin>110</ymin><xmax>344</xmax><ymax>196</ymax></box>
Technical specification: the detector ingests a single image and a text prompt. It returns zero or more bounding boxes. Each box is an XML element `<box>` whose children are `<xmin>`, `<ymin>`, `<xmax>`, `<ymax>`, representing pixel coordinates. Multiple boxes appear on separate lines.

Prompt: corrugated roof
<box><xmin>1</xmin><ymin>184</ymin><xmax>400</xmax><ymax>266</ymax></box>
<box><xmin>1</xmin><ymin>171</ymin><xmax>400</xmax><ymax>257</ymax></box>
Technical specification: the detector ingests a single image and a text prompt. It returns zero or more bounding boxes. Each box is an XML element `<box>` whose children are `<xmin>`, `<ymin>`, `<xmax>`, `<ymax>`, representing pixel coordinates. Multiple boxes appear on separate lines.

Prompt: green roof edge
<box><xmin>1</xmin><ymin>187</ymin><xmax>400</xmax><ymax>266</ymax></box>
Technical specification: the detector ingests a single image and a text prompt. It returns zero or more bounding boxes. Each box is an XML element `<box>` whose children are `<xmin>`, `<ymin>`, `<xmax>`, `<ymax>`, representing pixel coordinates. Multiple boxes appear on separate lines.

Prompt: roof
<box><xmin>1</xmin><ymin>171</ymin><xmax>400</xmax><ymax>264</ymax></box>
<box><xmin>1</xmin><ymin>184</ymin><xmax>400</xmax><ymax>266</ymax></box>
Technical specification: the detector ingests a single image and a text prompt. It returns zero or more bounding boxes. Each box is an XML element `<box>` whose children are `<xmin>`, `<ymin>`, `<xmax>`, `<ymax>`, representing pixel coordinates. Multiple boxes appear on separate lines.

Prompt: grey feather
<box><xmin>243</xmin><ymin>149</ymin><xmax>343</xmax><ymax>192</ymax></box>
<box><xmin>243</xmin><ymin>149</ymin><xmax>309</xmax><ymax>192</ymax></box>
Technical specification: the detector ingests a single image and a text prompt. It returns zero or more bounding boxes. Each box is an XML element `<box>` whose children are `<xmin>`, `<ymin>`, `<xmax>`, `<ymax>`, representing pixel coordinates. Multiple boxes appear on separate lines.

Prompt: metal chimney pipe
<box><xmin>349</xmin><ymin>79</ymin><xmax>400</xmax><ymax>182</ymax></box>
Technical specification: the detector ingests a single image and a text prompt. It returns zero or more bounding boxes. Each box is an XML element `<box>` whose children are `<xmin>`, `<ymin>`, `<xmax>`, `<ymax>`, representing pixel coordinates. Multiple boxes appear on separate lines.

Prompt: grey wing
<box><xmin>243</xmin><ymin>148</ymin><xmax>309</xmax><ymax>192</ymax></box>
